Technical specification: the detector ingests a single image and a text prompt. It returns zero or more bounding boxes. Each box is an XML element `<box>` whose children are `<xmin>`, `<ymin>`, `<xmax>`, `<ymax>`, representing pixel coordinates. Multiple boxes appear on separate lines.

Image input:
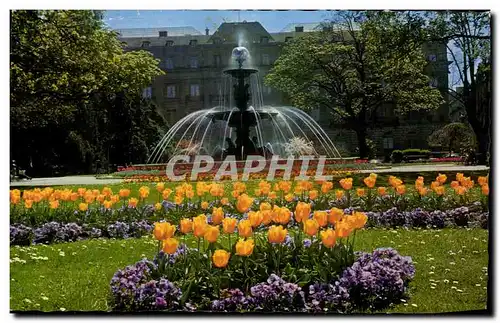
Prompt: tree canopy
<box><xmin>265</xmin><ymin>11</ymin><xmax>444</xmax><ymax>158</ymax></box>
<box><xmin>11</xmin><ymin>10</ymin><xmax>166</xmax><ymax>176</ymax></box>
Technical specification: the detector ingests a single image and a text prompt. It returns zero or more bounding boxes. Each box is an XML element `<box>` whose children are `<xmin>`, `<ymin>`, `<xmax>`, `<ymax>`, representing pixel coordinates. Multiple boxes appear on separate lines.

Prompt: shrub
<box><xmin>390</xmin><ymin>150</ymin><xmax>403</xmax><ymax>163</ymax></box>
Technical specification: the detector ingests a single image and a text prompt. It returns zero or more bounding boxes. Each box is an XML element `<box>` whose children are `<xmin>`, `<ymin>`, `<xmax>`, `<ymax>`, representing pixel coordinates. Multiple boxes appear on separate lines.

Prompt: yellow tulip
<box><xmin>295</xmin><ymin>202</ymin><xmax>311</xmax><ymax>223</ymax></box>
<box><xmin>320</xmin><ymin>228</ymin><xmax>337</xmax><ymax>248</ymax></box>
<box><xmin>180</xmin><ymin>218</ymin><xmax>193</xmax><ymax>234</ymax></box>
<box><xmin>339</xmin><ymin>178</ymin><xmax>353</xmax><ymax>190</ymax></box>
<box><xmin>153</xmin><ymin>222</ymin><xmax>176</xmax><ymax>240</ymax></box>
<box><xmin>259</xmin><ymin>202</ymin><xmax>272</xmax><ymax>212</ymax></box>
<box><xmin>128</xmin><ymin>198</ymin><xmax>139</xmax><ymax>208</ymax></box>
<box><xmin>303</xmin><ymin>219</ymin><xmax>319</xmax><ymax>236</ymax></box>
<box><xmin>328</xmin><ymin>207</ymin><xmax>344</xmax><ymax>225</ymax></box>
<box><xmin>155</xmin><ymin>202</ymin><xmax>162</xmax><ymax>211</ymax></box>
<box><xmin>236</xmin><ymin>194</ymin><xmax>253</xmax><ymax>213</ymax></box>
<box><xmin>162</xmin><ymin>238</ymin><xmax>179</xmax><ymax>255</ymax></box>
<box><xmin>313</xmin><ymin>211</ymin><xmax>328</xmax><ymax>227</ymax></box>
<box><xmin>204</xmin><ymin>225</ymin><xmax>220</xmax><ymax>243</ymax></box>
<box><xmin>248</xmin><ymin>211</ymin><xmax>264</xmax><ymax>227</ymax></box>
<box><xmin>212</xmin><ymin>250</ymin><xmax>230</xmax><ymax>268</ymax></box>
<box><xmin>156</xmin><ymin>182</ymin><xmax>165</xmax><ymax>192</ymax></box>
<box><xmin>235</xmin><ymin>238</ymin><xmax>255</xmax><ymax>256</ymax></box>
<box><xmin>268</xmin><ymin>225</ymin><xmax>288</xmax><ymax>244</ymax></box>
<box><xmin>237</xmin><ymin>220</ymin><xmax>253</xmax><ymax>238</ymax></box>
<box><xmin>222</xmin><ymin>217</ymin><xmax>237</xmax><ymax>234</ymax></box>
<box><xmin>212</xmin><ymin>207</ymin><xmax>225</xmax><ymax>225</ymax></box>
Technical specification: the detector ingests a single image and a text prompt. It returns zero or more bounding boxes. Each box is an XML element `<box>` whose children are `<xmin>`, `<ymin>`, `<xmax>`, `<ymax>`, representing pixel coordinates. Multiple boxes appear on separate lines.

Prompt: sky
<box><xmin>104</xmin><ymin>10</ymin><xmax>331</xmax><ymax>33</ymax></box>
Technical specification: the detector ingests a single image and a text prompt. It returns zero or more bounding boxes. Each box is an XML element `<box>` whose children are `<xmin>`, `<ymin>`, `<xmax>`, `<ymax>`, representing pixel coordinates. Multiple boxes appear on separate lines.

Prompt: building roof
<box><xmin>280</xmin><ymin>22</ymin><xmax>324</xmax><ymax>32</ymax></box>
<box><xmin>208</xmin><ymin>21</ymin><xmax>274</xmax><ymax>44</ymax></box>
<box><xmin>115</xmin><ymin>26</ymin><xmax>203</xmax><ymax>38</ymax></box>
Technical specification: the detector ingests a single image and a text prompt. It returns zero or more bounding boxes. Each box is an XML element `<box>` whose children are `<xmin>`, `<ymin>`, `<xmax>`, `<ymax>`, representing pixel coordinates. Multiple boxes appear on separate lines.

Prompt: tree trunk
<box><xmin>355</xmin><ymin>126</ymin><xmax>369</xmax><ymax>159</ymax></box>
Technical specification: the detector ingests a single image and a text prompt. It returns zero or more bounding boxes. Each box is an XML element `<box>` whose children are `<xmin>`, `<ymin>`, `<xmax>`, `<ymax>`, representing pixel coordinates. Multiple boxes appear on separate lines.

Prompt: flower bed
<box><xmin>106</xmin><ymin>197</ymin><xmax>414</xmax><ymax>313</ymax></box>
<box><xmin>10</xmin><ymin>205</ymin><xmax>489</xmax><ymax>247</ymax></box>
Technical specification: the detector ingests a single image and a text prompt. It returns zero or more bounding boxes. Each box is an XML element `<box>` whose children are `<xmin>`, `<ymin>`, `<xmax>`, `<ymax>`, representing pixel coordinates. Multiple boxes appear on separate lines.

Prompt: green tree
<box><xmin>10</xmin><ymin>10</ymin><xmax>165</xmax><ymax>175</ymax></box>
<box><xmin>428</xmin><ymin>122</ymin><xmax>475</xmax><ymax>154</ymax></box>
<box><xmin>265</xmin><ymin>11</ymin><xmax>443</xmax><ymax>158</ymax></box>
<box><xmin>426</xmin><ymin>11</ymin><xmax>491</xmax><ymax>164</ymax></box>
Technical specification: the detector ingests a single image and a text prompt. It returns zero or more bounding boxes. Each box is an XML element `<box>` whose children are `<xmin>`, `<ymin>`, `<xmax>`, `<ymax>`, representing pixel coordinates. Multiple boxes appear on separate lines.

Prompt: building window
<box><xmin>165</xmin><ymin>40</ymin><xmax>174</xmax><ymax>46</ymax></box>
<box><xmin>285</xmin><ymin>37</ymin><xmax>293</xmax><ymax>42</ymax></box>
<box><xmin>159</xmin><ymin>31</ymin><xmax>168</xmax><ymax>37</ymax></box>
<box><xmin>213</xmin><ymin>55</ymin><xmax>221</xmax><ymax>67</ymax></box>
<box><xmin>142</xmin><ymin>87</ymin><xmax>152</xmax><ymax>99</ymax></box>
<box><xmin>429</xmin><ymin>77</ymin><xmax>438</xmax><ymax>88</ymax></box>
<box><xmin>428</xmin><ymin>54</ymin><xmax>437</xmax><ymax>61</ymax></box>
<box><xmin>166</xmin><ymin>85</ymin><xmax>176</xmax><ymax>98</ymax></box>
<box><xmin>190</xmin><ymin>57</ymin><xmax>198</xmax><ymax>68</ymax></box>
<box><xmin>165</xmin><ymin>58</ymin><xmax>174</xmax><ymax>70</ymax></box>
<box><xmin>322</xmin><ymin>26</ymin><xmax>333</xmax><ymax>32</ymax></box>
<box><xmin>260</xmin><ymin>36</ymin><xmax>269</xmax><ymax>44</ymax></box>
<box><xmin>295</xmin><ymin>26</ymin><xmax>304</xmax><ymax>32</ymax></box>
<box><xmin>190</xmin><ymin>84</ymin><xmax>200</xmax><ymax>97</ymax></box>
<box><xmin>212</xmin><ymin>37</ymin><xmax>222</xmax><ymax>44</ymax></box>
<box><xmin>189</xmin><ymin>39</ymin><xmax>198</xmax><ymax>46</ymax></box>
<box><xmin>261</xmin><ymin>54</ymin><xmax>270</xmax><ymax>66</ymax></box>
<box><xmin>141</xmin><ymin>41</ymin><xmax>150</xmax><ymax>48</ymax></box>
<box><xmin>383</xmin><ymin>137</ymin><xmax>394</xmax><ymax>149</ymax></box>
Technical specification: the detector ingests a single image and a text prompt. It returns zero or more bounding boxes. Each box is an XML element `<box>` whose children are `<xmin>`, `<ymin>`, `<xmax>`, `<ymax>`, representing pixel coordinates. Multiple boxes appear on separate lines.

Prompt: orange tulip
<box><xmin>335</xmin><ymin>222</ymin><xmax>353</xmax><ymax>238</ymax></box>
<box><xmin>434</xmin><ymin>186</ymin><xmax>445</xmax><ymax>196</ymax></box>
<box><xmin>222</xmin><ymin>217</ymin><xmax>237</xmax><ymax>234</ymax></box>
<box><xmin>436</xmin><ymin>174</ymin><xmax>447</xmax><ymax>185</ymax></box>
<box><xmin>153</xmin><ymin>222</ymin><xmax>176</xmax><ymax>240</ymax></box>
<box><xmin>235</xmin><ymin>238</ymin><xmax>254</xmax><ymax>256</ymax></box>
<box><xmin>237</xmin><ymin>219</ymin><xmax>253</xmax><ymax>238</ymax></box>
<box><xmin>328</xmin><ymin>207</ymin><xmax>344</xmax><ymax>225</ymax></box>
<box><xmin>212</xmin><ymin>250</ymin><xmax>230</xmax><ymax>268</ymax></box>
<box><xmin>313</xmin><ymin>211</ymin><xmax>328</xmax><ymax>227</ymax></box>
<box><xmin>261</xmin><ymin>210</ymin><xmax>273</xmax><ymax>226</ymax></box>
<box><xmin>259</xmin><ymin>202</ymin><xmax>272</xmax><ymax>211</ymax></box>
<box><xmin>204</xmin><ymin>225</ymin><xmax>220</xmax><ymax>243</ymax></box>
<box><xmin>295</xmin><ymin>202</ymin><xmax>311</xmax><ymax>223</ymax></box>
<box><xmin>356</xmin><ymin>188</ymin><xmax>366</xmax><ymax>197</ymax></box>
<box><xmin>103</xmin><ymin>200</ymin><xmax>113</xmax><ymax>209</ymax></box>
<box><xmin>455</xmin><ymin>186</ymin><xmax>466</xmax><ymax>195</ymax></box>
<box><xmin>396</xmin><ymin>185</ymin><xmax>406</xmax><ymax>195</ymax></box>
<box><xmin>128</xmin><ymin>198</ymin><xmax>139</xmax><ymax>208</ymax></box>
<box><xmin>268</xmin><ymin>225</ymin><xmax>288</xmax><ymax>244</ymax></box>
<box><xmin>275</xmin><ymin>206</ymin><xmax>291</xmax><ymax>225</ymax></box>
<box><xmin>220</xmin><ymin>197</ymin><xmax>229</xmax><ymax>205</ymax></box>
<box><xmin>236</xmin><ymin>194</ymin><xmax>253</xmax><ymax>213</ymax></box>
<box><xmin>478</xmin><ymin>176</ymin><xmax>488</xmax><ymax>187</ymax></box>
<box><xmin>363</xmin><ymin>176</ymin><xmax>376</xmax><ymax>188</ymax></box>
<box><xmin>351</xmin><ymin>211</ymin><xmax>368</xmax><ymax>229</ymax></box>
<box><xmin>450</xmin><ymin>181</ymin><xmax>460</xmax><ymax>189</ymax></box>
<box><xmin>377</xmin><ymin>187</ymin><xmax>387</xmax><ymax>196</ymax></box>
<box><xmin>335</xmin><ymin>190</ymin><xmax>345</xmax><ymax>200</ymax></box>
<box><xmin>303</xmin><ymin>219</ymin><xmax>320</xmax><ymax>236</ymax></box>
<box><xmin>201</xmin><ymin>201</ymin><xmax>209</xmax><ymax>210</ymax></box>
<box><xmin>119</xmin><ymin>189</ymin><xmax>131</xmax><ymax>198</ymax></box>
<box><xmin>482</xmin><ymin>184</ymin><xmax>489</xmax><ymax>195</ymax></box>
<box><xmin>162</xmin><ymin>188</ymin><xmax>172</xmax><ymax>200</ymax></box>
<box><xmin>49</xmin><ymin>200</ymin><xmax>59</xmax><ymax>209</ymax></box>
<box><xmin>418</xmin><ymin>187</ymin><xmax>428</xmax><ymax>196</ymax></box>
<box><xmin>248</xmin><ymin>211</ymin><xmax>263</xmax><ymax>227</ymax></box>
<box><xmin>24</xmin><ymin>199</ymin><xmax>33</xmax><ymax>209</ymax></box>
<box><xmin>320</xmin><ymin>228</ymin><xmax>337</xmax><ymax>248</ymax></box>
<box><xmin>139</xmin><ymin>186</ymin><xmax>150</xmax><ymax>199</ymax></box>
<box><xmin>193</xmin><ymin>215</ymin><xmax>208</xmax><ymax>237</ymax></box>
<box><xmin>212</xmin><ymin>207</ymin><xmax>225</xmax><ymax>225</ymax></box>
<box><xmin>162</xmin><ymin>238</ymin><xmax>179</xmax><ymax>255</ymax></box>
<box><xmin>180</xmin><ymin>218</ymin><xmax>193</xmax><ymax>234</ymax></box>
<box><xmin>308</xmin><ymin>190</ymin><xmax>319</xmax><ymax>200</ymax></box>
<box><xmin>339</xmin><ymin>178</ymin><xmax>353</xmax><ymax>190</ymax></box>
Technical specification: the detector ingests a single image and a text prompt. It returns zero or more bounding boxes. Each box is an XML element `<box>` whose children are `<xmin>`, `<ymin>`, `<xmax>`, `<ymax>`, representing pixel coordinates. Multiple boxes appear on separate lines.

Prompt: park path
<box><xmin>10</xmin><ymin>164</ymin><xmax>489</xmax><ymax>187</ymax></box>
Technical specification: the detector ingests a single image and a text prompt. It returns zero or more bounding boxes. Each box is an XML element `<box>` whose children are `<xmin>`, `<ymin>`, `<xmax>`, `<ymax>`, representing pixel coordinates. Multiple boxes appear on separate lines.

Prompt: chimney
<box><xmin>159</xmin><ymin>30</ymin><xmax>168</xmax><ymax>37</ymax></box>
<box><xmin>205</xmin><ymin>28</ymin><xmax>209</xmax><ymax>35</ymax></box>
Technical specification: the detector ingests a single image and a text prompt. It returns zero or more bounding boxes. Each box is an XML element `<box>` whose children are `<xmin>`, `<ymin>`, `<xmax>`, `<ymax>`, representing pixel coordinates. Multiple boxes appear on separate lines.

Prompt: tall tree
<box><xmin>427</xmin><ymin>11</ymin><xmax>491</xmax><ymax>164</ymax></box>
<box><xmin>265</xmin><ymin>11</ymin><xmax>443</xmax><ymax>158</ymax></box>
<box><xmin>10</xmin><ymin>10</ymin><xmax>166</xmax><ymax>175</ymax></box>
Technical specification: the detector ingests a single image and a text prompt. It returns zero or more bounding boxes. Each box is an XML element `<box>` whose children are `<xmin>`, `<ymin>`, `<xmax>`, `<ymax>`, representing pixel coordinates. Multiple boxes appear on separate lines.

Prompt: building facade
<box><xmin>117</xmin><ymin>21</ymin><xmax>451</xmax><ymax>157</ymax></box>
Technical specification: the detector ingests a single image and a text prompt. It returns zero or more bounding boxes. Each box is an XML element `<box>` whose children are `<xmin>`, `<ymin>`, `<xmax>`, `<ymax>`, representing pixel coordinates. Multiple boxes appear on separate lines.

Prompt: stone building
<box><xmin>117</xmin><ymin>21</ymin><xmax>451</xmax><ymax>158</ymax></box>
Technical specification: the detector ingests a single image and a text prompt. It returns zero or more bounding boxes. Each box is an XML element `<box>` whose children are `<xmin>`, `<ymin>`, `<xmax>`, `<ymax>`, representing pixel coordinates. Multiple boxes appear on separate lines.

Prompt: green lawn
<box><xmin>10</xmin><ymin>228</ymin><xmax>489</xmax><ymax>313</ymax></box>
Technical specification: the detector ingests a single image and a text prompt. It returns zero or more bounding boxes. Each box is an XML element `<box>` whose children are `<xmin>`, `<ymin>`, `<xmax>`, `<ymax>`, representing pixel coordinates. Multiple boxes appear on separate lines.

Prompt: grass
<box><xmin>10</xmin><ymin>228</ymin><xmax>489</xmax><ymax>313</ymax></box>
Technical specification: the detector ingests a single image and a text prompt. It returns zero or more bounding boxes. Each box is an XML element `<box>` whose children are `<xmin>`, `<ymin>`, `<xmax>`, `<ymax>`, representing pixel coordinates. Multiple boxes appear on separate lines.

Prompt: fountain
<box><xmin>147</xmin><ymin>46</ymin><xmax>341</xmax><ymax>164</ymax></box>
